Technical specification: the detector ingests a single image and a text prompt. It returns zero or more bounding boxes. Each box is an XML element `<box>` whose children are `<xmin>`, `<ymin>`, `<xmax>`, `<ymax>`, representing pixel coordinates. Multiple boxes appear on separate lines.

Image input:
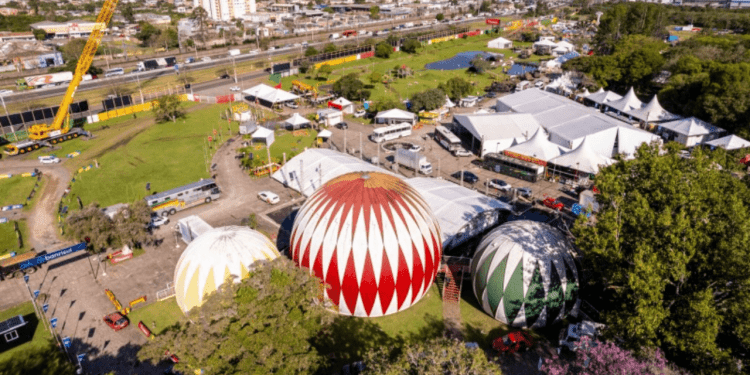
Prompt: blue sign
<box><xmin>77</xmin><ymin>354</ymin><xmax>86</xmax><ymax>363</ymax></box>
<box><xmin>23</xmin><ymin>275</ymin><xmax>29</xmax><ymax>283</ymax></box>
<box><xmin>33</xmin><ymin>290</ymin><xmax>39</xmax><ymax>299</ymax></box>
<box><xmin>19</xmin><ymin>242</ymin><xmax>87</xmax><ymax>270</ymax></box>
<box><xmin>363</xmin><ymin>102</ymin><xmax>369</xmax><ymax>110</ymax></box>
<box><xmin>43</xmin><ymin>303</ymin><xmax>48</xmax><ymax>313</ymax></box>
<box><xmin>50</xmin><ymin>317</ymin><xmax>58</xmax><ymax>328</ymax></box>
<box><xmin>174</xmin><ymin>64</ymin><xmax>179</xmax><ymax>72</ymax></box>
<box><xmin>62</xmin><ymin>336</ymin><xmax>71</xmax><ymax>348</ymax></box>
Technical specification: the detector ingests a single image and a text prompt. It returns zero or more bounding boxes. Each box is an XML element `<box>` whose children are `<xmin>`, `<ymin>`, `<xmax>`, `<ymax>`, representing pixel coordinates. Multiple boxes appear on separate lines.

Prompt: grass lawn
<box><xmin>0</xmin><ymin>302</ymin><xmax>52</xmax><ymax>364</ymax></box>
<box><xmin>666</xmin><ymin>25</ymin><xmax>700</xmax><ymax>41</ymax></box>
<box><xmin>368</xmin><ymin>284</ymin><xmax>444</xmax><ymax>340</ymax></box>
<box><xmin>240</xmin><ymin>128</ymin><xmax>319</xmax><ymax>166</ymax></box>
<box><xmin>0</xmin><ymin>176</ymin><xmax>37</xmax><ymax>207</ymax></box>
<box><xmin>127</xmin><ymin>298</ymin><xmax>186</xmax><ymax>336</ymax></box>
<box><xmin>0</xmin><ymin>220</ymin><xmax>30</xmax><ymax>256</ymax></box>
<box><xmin>68</xmin><ymin>103</ymin><xmax>238</xmax><ymax>208</ymax></box>
<box><xmin>282</xmin><ymin>33</ymin><xmax>541</xmax><ymax>105</ymax></box>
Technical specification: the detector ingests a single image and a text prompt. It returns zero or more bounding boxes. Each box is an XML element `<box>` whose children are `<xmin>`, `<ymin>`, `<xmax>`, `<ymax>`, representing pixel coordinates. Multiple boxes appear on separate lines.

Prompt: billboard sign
<box><xmin>19</xmin><ymin>242</ymin><xmax>87</xmax><ymax>270</ymax></box>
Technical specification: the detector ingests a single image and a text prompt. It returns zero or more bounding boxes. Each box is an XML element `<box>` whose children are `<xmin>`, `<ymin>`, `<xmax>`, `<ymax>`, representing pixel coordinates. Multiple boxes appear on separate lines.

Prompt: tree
<box><xmin>368</xmin><ymin>71</ymin><xmax>382</xmax><ymax>86</ymax></box>
<box><xmin>401</xmin><ymin>38</ymin><xmax>421</xmax><ymax>54</ymax></box>
<box><xmin>111</xmin><ymin>200</ymin><xmax>152</xmax><ymax>248</ymax></box>
<box><xmin>65</xmin><ymin>203</ymin><xmax>113</xmax><ymax>252</ymax></box>
<box><xmin>409</xmin><ymin>88</ymin><xmax>445</xmax><ymax>112</ymax></box>
<box><xmin>469</xmin><ymin>55</ymin><xmax>490</xmax><ymax>74</ymax></box>
<box><xmin>154</xmin><ymin>94</ymin><xmax>184</xmax><ymax>123</ymax></box>
<box><xmin>191</xmin><ymin>6</ymin><xmax>210</xmax><ymax>48</ymax></box>
<box><xmin>317</xmin><ymin>63</ymin><xmax>333</xmax><ymax>79</ymax></box>
<box><xmin>135</xmin><ymin>21</ymin><xmax>160</xmax><ymax>46</ymax></box>
<box><xmin>479</xmin><ymin>0</ymin><xmax>491</xmax><ymax>12</ymax></box>
<box><xmin>304</xmin><ymin>46</ymin><xmax>318</xmax><ymax>56</ymax></box>
<box><xmin>121</xmin><ymin>3</ymin><xmax>135</xmax><ymax>23</ymax></box>
<box><xmin>375</xmin><ymin>42</ymin><xmax>392</xmax><ymax>58</ymax></box>
<box><xmin>372</xmin><ymin>97</ymin><xmax>404</xmax><ymax>113</ymax></box>
<box><xmin>323</xmin><ymin>6</ymin><xmax>333</xmax><ymax>13</ymax></box>
<box><xmin>299</xmin><ymin>60</ymin><xmax>313</xmax><ymax>74</ymax></box>
<box><xmin>436</xmin><ymin>13</ymin><xmax>444</xmax><ymax>21</ymax></box>
<box><xmin>32</xmin><ymin>29</ymin><xmax>45</xmax><ymax>41</ymax></box>
<box><xmin>333</xmin><ymin>73</ymin><xmax>370</xmax><ymax>101</ymax></box>
<box><xmin>370</xmin><ymin>6</ymin><xmax>380</xmax><ymax>19</ymax></box>
<box><xmin>364</xmin><ymin>338</ymin><xmax>502</xmax><ymax>374</ymax></box>
<box><xmin>0</xmin><ymin>339</ymin><xmax>77</xmax><ymax>375</ymax></box>
<box><xmin>138</xmin><ymin>258</ymin><xmax>332</xmax><ymax>374</ymax></box>
<box><xmin>573</xmin><ymin>144</ymin><xmax>750</xmax><ymax>374</ymax></box>
<box><xmin>541</xmin><ymin>337</ymin><xmax>677</xmax><ymax>375</ymax></box>
<box><xmin>323</xmin><ymin>43</ymin><xmax>336</xmax><ymax>53</ymax></box>
<box><xmin>439</xmin><ymin>77</ymin><xmax>472</xmax><ymax>102</ymax></box>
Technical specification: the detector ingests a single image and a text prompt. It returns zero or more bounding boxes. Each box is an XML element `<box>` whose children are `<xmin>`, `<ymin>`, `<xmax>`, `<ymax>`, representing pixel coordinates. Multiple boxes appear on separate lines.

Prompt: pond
<box><xmin>425</xmin><ymin>51</ymin><xmax>496</xmax><ymax>70</ymax></box>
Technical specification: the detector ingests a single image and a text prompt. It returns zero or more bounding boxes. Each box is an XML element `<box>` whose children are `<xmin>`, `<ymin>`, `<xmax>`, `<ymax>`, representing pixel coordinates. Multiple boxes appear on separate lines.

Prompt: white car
<box><xmin>230</xmin><ymin>86</ymin><xmax>241</xmax><ymax>92</ymax></box>
<box><xmin>258</xmin><ymin>191</ymin><xmax>280</xmax><ymax>204</ymax></box>
<box><xmin>150</xmin><ymin>215</ymin><xmax>169</xmax><ymax>228</ymax></box>
<box><xmin>285</xmin><ymin>102</ymin><xmax>299</xmax><ymax>109</ymax></box>
<box><xmin>0</xmin><ymin>89</ymin><xmax>13</xmax><ymax>97</ymax></box>
<box><xmin>487</xmin><ymin>179</ymin><xmax>511</xmax><ymax>191</ymax></box>
<box><xmin>38</xmin><ymin>155</ymin><xmax>60</xmax><ymax>164</ymax></box>
<box><xmin>453</xmin><ymin>148</ymin><xmax>472</xmax><ymax>157</ymax></box>
<box><xmin>249</xmin><ymin>50</ymin><xmax>260</xmax><ymax>55</ymax></box>
<box><xmin>409</xmin><ymin>144</ymin><xmax>422</xmax><ymax>152</ymax></box>
<box><xmin>201</xmin><ymin>56</ymin><xmax>212</xmax><ymax>62</ymax></box>
<box><xmin>354</xmin><ymin>110</ymin><xmax>366</xmax><ymax>118</ymax></box>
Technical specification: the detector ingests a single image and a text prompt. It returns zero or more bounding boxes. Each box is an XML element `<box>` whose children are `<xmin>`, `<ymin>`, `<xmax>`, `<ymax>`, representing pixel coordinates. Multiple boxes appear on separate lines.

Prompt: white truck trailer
<box><xmin>395</xmin><ymin>149</ymin><xmax>432</xmax><ymax>174</ymax></box>
<box><xmin>175</xmin><ymin>215</ymin><xmax>213</xmax><ymax>244</ymax></box>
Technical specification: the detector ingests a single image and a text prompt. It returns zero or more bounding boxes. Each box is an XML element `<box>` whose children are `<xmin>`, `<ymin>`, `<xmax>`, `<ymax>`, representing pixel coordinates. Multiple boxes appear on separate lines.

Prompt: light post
<box><xmin>134</xmin><ymin>72</ymin><xmax>144</xmax><ymax>104</ymax></box>
<box><xmin>232</xmin><ymin>56</ymin><xmax>237</xmax><ymax>83</ymax></box>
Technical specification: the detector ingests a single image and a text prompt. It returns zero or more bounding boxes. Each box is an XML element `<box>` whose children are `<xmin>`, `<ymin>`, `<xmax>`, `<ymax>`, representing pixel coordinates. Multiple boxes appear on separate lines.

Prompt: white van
<box><xmin>104</xmin><ymin>67</ymin><xmax>124</xmax><ymax>77</ymax></box>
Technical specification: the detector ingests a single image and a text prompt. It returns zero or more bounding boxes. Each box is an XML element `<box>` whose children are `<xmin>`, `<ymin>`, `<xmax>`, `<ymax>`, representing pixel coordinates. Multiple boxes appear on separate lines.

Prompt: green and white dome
<box><xmin>471</xmin><ymin>220</ymin><xmax>579</xmax><ymax>328</ymax></box>
<box><xmin>174</xmin><ymin>226</ymin><xmax>280</xmax><ymax>314</ymax></box>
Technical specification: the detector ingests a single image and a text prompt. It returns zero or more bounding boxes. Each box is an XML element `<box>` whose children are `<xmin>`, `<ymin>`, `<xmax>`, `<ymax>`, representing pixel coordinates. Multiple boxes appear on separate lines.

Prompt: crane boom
<box><xmin>27</xmin><ymin>0</ymin><xmax>120</xmax><ymax>141</ymax></box>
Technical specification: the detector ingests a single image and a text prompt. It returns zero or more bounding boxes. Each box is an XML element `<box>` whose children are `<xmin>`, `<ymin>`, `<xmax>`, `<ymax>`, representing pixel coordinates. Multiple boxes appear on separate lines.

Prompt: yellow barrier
<box><xmin>21</xmin><ymin>172</ymin><xmax>34</xmax><ymax>177</ymax></box>
<box><xmin>314</xmin><ymin>55</ymin><xmax>357</xmax><ymax>69</ymax></box>
<box><xmin>105</xmin><ymin>289</ymin><xmax>123</xmax><ymax>311</ymax></box>
<box><xmin>429</xmin><ymin>35</ymin><xmax>457</xmax><ymax>44</ymax></box>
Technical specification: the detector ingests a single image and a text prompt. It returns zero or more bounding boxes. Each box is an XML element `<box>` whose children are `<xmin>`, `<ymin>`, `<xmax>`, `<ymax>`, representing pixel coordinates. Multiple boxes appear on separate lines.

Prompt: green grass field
<box><xmin>68</xmin><ymin>104</ymin><xmax>238</xmax><ymax>208</ymax></box>
<box><xmin>0</xmin><ymin>302</ymin><xmax>52</xmax><ymax>364</ymax></box>
<box><xmin>282</xmin><ymin>33</ymin><xmax>537</xmax><ymax>105</ymax></box>
<box><xmin>0</xmin><ymin>220</ymin><xmax>30</xmax><ymax>256</ymax></box>
<box><xmin>127</xmin><ymin>298</ymin><xmax>186</xmax><ymax>336</ymax></box>
<box><xmin>0</xmin><ymin>176</ymin><xmax>37</xmax><ymax>207</ymax></box>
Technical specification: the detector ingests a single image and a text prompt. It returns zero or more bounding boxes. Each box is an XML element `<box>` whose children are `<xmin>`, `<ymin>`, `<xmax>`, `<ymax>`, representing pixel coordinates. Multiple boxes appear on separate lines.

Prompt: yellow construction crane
<box><xmin>4</xmin><ymin>0</ymin><xmax>119</xmax><ymax>155</ymax></box>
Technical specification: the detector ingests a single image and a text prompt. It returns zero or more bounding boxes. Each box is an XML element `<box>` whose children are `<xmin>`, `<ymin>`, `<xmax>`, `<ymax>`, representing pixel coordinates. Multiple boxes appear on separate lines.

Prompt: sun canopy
<box><xmin>375</xmin><ymin>108</ymin><xmax>415</xmax><ymax>121</ymax></box>
<box><xmin>285</xmin><ymin>113</ymin><xmax>310</xmax><ymax>127</ymax></box>
<box><xmin>549</xmin><ymin>137</ymin><xmax>614</xmax><ymax>174</ymax></box>
<box><xmin>317</xmin><ymin>129</ymin><xmax>332</xmax><ymax>138</ymax></box>
<box><xmin>243</xmin><ymin>84</ymin><xmax>299</xmax><ymax>104</ymax></box>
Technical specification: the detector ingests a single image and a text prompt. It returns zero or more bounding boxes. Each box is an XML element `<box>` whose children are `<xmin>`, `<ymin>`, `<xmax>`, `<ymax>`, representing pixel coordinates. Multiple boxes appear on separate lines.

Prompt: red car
<box><xmin>492</xmin><ymin>331</ymin><xmax>534</xmax><ymax>354</ymax></box>
<box><xmin>543</xmin><ymin>197</ymin><xmax>564</xmax><ymax>211</ymax></box>
<box><xmin>103</xmin><ymin>312</ymin><xmax>129</xmax><ymax>331</ymax></box>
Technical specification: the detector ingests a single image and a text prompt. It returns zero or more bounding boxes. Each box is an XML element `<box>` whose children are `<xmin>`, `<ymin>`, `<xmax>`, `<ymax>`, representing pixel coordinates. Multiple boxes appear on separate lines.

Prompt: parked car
<box><xmin>543</xmin><ymin>197</ymin><xmax>564</xmax><ymax>211</ymax></box>
<box><xmin>285</xmin><ymin>102</ymin><xmax>299</xmax><ymax>109</ymax></box>
<box><xmin>354</xmin><ymin>109</ymin><xmax>366</xmax><ymax>118</ymax></box>
<box><xmin>559</xmin><ymin>321</ymin><xmax>606</xmax><ymax>353</ymax></box>
<box><xmin>409</xmin><ymin>144</ymin><xmax>422</xmax><ymax>152</ymax></box>
<box><xmin>258</xmin><ymin>191</ymin><xmax>280</xmax><ymax>204</ymax></box>
<box><xmin>516</xmin><ymin>187</ymin><xmax>532</xmax><ymax>198</ymax></box>
<box><xmin>453</xmin><ymin>148</ymin><xmax>473</xmax><ymax>157</ymax></box>
<box><xmin>38</xmin><ymin>155</ymin><xmax>60</xmax><ymax>164</ymax></box>
<box><xmin>451</xmin><ymin>171</ymin><xmax>479</xmax><ymax>184</ymax></box>
<box><xmin>219</xmin><ymin>73</ymin><xmax>231</xmax><ymax>79</ymax></box>
<box><xmin>487</xmin><ymin>179</ymin><xmax>511</xmax><ymax>191</ymax></box>
<box><xmin>150</xmin><ymin>215</ymin><xmax>169</xmax><ymax>228</ymax></box>
<box><xmin>492</xmin><ymin>331</ymin><xmax>534</xmax><ymax>354</ymax></box>
<box><xmin>335</xmin><ymin>122</ymin><xmax>348</xmax><ymax>130</ymax></box>
<box><xmin>230</xmin><ymin>86</ymin><xmax>241</xmax><ymax>92</ymax></box>
<box><xmin>485</xmin><ymin>91</ymin><xmax>497</xmax><ymax>98</ymax></box>
<box><xmin>103</xmin><ymin>312</ymin><xmax>129</xmax><ymax>331</ymax></box>
<box><xmin>201</xmin><ymin>56</ymin><xmax>212</xmax><ymax>62</ymax></box>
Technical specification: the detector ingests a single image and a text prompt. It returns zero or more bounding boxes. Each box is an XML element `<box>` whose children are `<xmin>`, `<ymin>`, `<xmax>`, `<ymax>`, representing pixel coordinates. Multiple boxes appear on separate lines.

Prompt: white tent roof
<box><xmin>549</xmin><ymin>137</ymin><xmax>615</xmax><ymax>174</ymax></box>
<box><xmin>578</xmin><ymin>88</ymin><xmax>591</xmax><ymax>98</ymax></box>
<box><xmin>615</xmin><ymin>126</ymin><xmax>661</xmax><ymax>159</ymax></box>
<box><xmin>534</xmin><ymin>39</ymin><xmax>557</xmax><ymax>47</ymax></box>
<box><xmin>331</xmin><ymin>97</ymin><xmax>353</xmax><ymax>106</ymax></box>
<box><xmin>252</xmin><ymin>126</ymin><xmax>273</xmax><ymax>138</ymax></box>
<box><xmin>586</xmin><ymin>89</ymin><xmax>622</xmax><ymax>105</ymax></box>
<box><xmin>285</xmin><ymin>113</ymin><xmax>310</xmax><ymax>126</ymax></box>
<box><xmin>505</xmin><ymin>128</ymin><xmax>569</xmax><ymax>161</ymax></box>
<box><xmin>660</xmin><ymin>117</ymin><xmax>724</xmax><ymax>136</ymax></box>
<box><xmin>271</xmin><ymin>149</ymin><xmax>397</xmax><ymax>197</ymax></box>
<box><xmin>704</xmin><ymin>135</ymin><xmax>750</xmax><ymax>150</ymax></box>
<box><xmin>445</xmin><ymin>96</ymin><xmax>456</xmax><ymax>108</ymax></box>
<box><xmin>488</xmin><ymin>36</ymin><xmax>512</xmax><ymax>46</ymax></box>
<box><xmin>406</xmin><ymin>177</ymin><xmax>511</xmax><ymax>249</ymax></box>
<box><xmin>317</xmin><ymin>129</ymin><xmax>332</xmax><ymax>138</ymax></box>
<box><xmin>453</xmin><ymin>113</ymin><xmax>541</xmax><ymax>143</ymax></box>
<box><xmin>605</xmin><ymin>87</ymin><xmax>643</xmax><ymax>112</ymax></box>
<box><xmin>626</xmin><ymin>95</ymin><xmax>681</xmax><ymax>122</ymax></box>
<box><xmin>242</xmin><ymin>84</ymin><xmax>299</xmax><ymax>103</ymax></box>
<box><xmin>555</xmin><ymin>40</ymin><xmax>575</xmax><ymax>50</ymax></box>
<box><xmin>375</xmin><ymin>108</ymin><xmax>415</xmax><ymax>121</ymax></box>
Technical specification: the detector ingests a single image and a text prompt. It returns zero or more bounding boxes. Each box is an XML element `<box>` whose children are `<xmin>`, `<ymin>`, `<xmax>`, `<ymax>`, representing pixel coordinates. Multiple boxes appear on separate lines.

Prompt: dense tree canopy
<box><xmin>333</xmin><ymin>74</ymin><xmax>370</xmax><ymax>101</ymax></box>
<box><xmin>154</xmin><ymin>94</ymin><xmax>185</xmax><ymax>123</ymax></box>
<box><xmin>409</xmin><ymin>88</ymin><xmax>445</xmax><ymax>113</ymax></box>
<box><xmin>375</xmin><ymin>42</ymin><xmax>392</xmax><ymax>58</ymax></box>
<box><xmin>438</xmin><ymin>77</ymin><xmax>472</xmax><ymax>102</ymax></box>
<box><xmin>364</xmin><ymin>338</ymin><xmax>502</xmax><ymax>374</ymax></box>
<box><xmin>541</xmin><ymin>337</ymin><xmax>677</xmax><ymax>375</ymax></box>
<box><xmin>573</xmin><ymin>144</ymin><xmax>750</xmax><ymax>375</ymax></box>
<box><xmin>0</xmin><ymin>339</ymin><xmax>77</xmax><ymax>375</ymax></box>
<box><xmin>400</xmin><ymin>39</ymin><xmax>421</xmax><ymax>54</ymax></box>
<box><xmin>138</xmin><ymin>258</ymin><xmax>331</xmax><ymax>374</ymax></box>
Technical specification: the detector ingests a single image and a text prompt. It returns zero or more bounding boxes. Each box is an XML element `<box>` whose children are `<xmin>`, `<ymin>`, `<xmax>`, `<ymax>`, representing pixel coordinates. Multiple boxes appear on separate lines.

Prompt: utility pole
<box><xmin>344</xmin><ymin>127</ymin><xmax>347</xmax><ymax>153</ymax></box>
<box><xmin>232</xmin><ymin>56</ymin><xmax>237</xmax><ymax>83</ymax></box>
<box><xmin>359</xmin><ymin>132</ymin><xmax>362</xmax><ymax>160</ymax></box>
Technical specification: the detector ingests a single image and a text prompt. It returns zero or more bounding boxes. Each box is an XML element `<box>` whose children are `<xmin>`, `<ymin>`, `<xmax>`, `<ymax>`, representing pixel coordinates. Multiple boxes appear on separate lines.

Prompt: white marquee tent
<box><xmin>505</xmin><ymin>128</ymin><xmax>569</xmax><ymax>161</ymax></box>
<box><xmin>242</xmin><ymin>84</ymin><xmax>299</xmax><ymax>106</ymax></box>
<box><xmin>604</xmin><ymin>87</ymin><xmax>643</xmax><ymax>113</ymax></box>
<box><xmin>704</xmin><ymin>135</ymin><xmax>750</xmax><ymax>150</ymax></box>
<box><xmin>488</xmin><ymin>36</ymin><xmax>513</xmax><ymax>49</ymax></box>
<box><xmin>626</xmin><ymin>95</ymin><xmax>681</xmax><ymax>123</ymax></box>
<box><xmin>453</xmin><ymin>113</ymin><xmax>541</xmax><ymax>157</ymax></box>
<box><xmin>251</xmin><ymin>126</ymin><xmax>275</xmax><ymax>146</ymax></box>
<box><xmin>285</xmin><ymin>113</ymin><xmax>311</xmax><ymax>129</ymax></box>
<box><xmin>549</xmin><ymin>137</ymin><xmax>615</xmax><ymax>175</ymax></box>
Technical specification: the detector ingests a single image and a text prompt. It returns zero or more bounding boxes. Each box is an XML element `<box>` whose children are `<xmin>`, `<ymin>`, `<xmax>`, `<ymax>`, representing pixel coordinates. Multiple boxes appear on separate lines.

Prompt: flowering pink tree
<box><xmin>541</xmin><ymin>336</ymin><xmax>673</xmax><ymax>375</ymax></box>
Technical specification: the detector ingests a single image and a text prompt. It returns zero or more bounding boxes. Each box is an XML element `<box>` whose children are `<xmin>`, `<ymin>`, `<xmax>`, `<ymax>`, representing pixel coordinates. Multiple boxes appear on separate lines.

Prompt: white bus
<box><xmin>369</xmin><ymin>123</ymin><xmax>413</xmax><ymax>143</ymax></box>
<box><xmin>104</xmin><ymin>67</ymin><xmax>125</xmax><ymax>77</ymax></box>
<box><xmin>145</xmin><ymin>179</ymin><xmax>221</xmax><ymax>217</ymax></box>
<box><xmin>434</xmin><ymin>125</ymin><xmax>462</xmax><ymax>151</ymax></box>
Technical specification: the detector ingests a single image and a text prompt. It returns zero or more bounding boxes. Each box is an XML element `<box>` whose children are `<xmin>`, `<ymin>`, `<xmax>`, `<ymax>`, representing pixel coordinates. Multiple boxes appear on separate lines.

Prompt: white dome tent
<box><xmin>174</xmin><ymin>226</ymin><xmax>281</xmax><ymax>314</ymax></box>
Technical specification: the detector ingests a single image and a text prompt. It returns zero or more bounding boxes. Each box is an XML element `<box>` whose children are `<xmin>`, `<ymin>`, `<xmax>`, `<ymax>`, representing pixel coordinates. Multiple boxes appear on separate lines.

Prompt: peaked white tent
<box><xmin>626</xmin><ymin>95</ymin><xmax>681</xmax><ymax>123</ymax></box>
<box><xmin>615</xmin><ymin>126</ymin><xmax>661</xmax><ymax>159</ymax></box>
<box><xmin>704</xmin><ymin>135</ymin><xmax>750</xmax><ymax>150</ymax></box>
<box><xmin>488</xmin><ymin>36</ymin><xmax>513</xmax><ymax>49</ymax></box>
<box><xmin>555</xmin><ymin>40</ymin><xmax>575</xmax><ymax>52</ymax></box>
<box><xmin>251</xmin><ymin>126</ymin><xmax>275</xmax><ymax>146</ymax></box>
<box><xmin>243</xmin><ymin>84</ymin><xmax>299</xmax><ymax>106</ymax></box>
<box><xmin>445</xmin><ymin>96</ymin><xmax>456</xmax><ymax>108</ymax></box>
<box><xmin>453</xmin><ymin>113</ymin><xmax>541</xmax><ymax>157</ymax></box>
<box><xmin>604</xmin><ymin>87</ymin><xmax>643</xmax><ymax>113</ymax></box>
<box><xmin>659</xmin><ymin>117</ymin><xmax>725</xmax><ymax>147</ymax></box>
<box><xmin>505</xmin><ymin>128</ymin><xmax>569</xmax><ymax>161</ymax></box>
<box><xmin>585</xmin><ymin>89</ymin><xmax>622</xmax><ymax>107</ymax></box>
<box><xmin>375</xmin><ymin>108</ymin><xmax>416</xmax><ymax>125</ymax></box>
<box><xmin>330</xmin><ymin>97</ymin><xmax>354</xmax><ymax>114</ymax></box>
<box><xmin>549</xmin><ymin>137</ymin><xmax>614</xmax><ymax>175</ymax></box>
<box><xmin>285</xmin><ymin>113</ymin><xmax>311</xmax><ymax>129</ymax></box>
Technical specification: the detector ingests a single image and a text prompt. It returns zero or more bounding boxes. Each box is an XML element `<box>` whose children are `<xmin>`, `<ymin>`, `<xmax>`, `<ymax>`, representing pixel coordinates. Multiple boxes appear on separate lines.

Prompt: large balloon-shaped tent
<box><xmin>290</xmin><ymin>172</ymin><xmax>442</xmax><ymax>317</ymax></box>
<box><xmin>174</xmin><ymin>226</ymin><xmax>280</xmax><ymax>314</ymax></box>
<box><xmin>471</xmin><ymin>220</ymin><xmax>579</xmax><ymax>328</ymax></box>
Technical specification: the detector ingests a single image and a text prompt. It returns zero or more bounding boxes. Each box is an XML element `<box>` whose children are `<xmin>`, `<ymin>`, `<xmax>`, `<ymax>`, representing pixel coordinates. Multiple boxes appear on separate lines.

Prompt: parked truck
<box><xmin>175</xmin><ymin>215</ymin><xmax>213</xmax><ymax>244</ymax></box>
<box><xmin>228</xmin><ymin>49</ymin><xmax>241</xmax><ymax>57</ymax></box>
<box><xmin>329</xmin><ymin>33</ymin><xmax>340</xmax><ymax>40</ymax></box>
<box><xmin>395</xmin><ymin>149</ymin><xmax>432</xmax><ymax>174</ymax></box>
<box><xmin>19</xmin><ymin>72</ymin><xmax>73</xmax><ymax>89</ymax></box>
<box><xmin>137</xmin><ymin>56</ymin><xmax>176</xmax><ymax>71</ymax></box>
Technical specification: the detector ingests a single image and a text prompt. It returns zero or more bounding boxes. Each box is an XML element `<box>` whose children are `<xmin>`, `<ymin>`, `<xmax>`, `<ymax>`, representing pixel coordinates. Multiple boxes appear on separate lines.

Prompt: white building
<box><xmin>452</xmin><ymin>113</ymin><xmax>541</xmax><ymax>157</ymax></box>
<box><xmin>374</xmin><ymin>108</ymin><xmax>416</xmax><ymax>125</ymax></box>
<box><xmin>194</xmin><ymin>0</ymin><xmax>256</xmax><ymax>21</ymax></box>
<box><xmin>657</xmin><ymin>117</ymin><xmax>725</xmax><ymax>147</ymax></box>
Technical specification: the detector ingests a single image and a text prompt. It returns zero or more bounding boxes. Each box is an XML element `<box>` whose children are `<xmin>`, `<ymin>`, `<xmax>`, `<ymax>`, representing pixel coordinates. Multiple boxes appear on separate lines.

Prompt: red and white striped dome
<box><xmin>290</xmin><ymin>172</ymin><xmax>442</xmax><ymax>317</ymax></box>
